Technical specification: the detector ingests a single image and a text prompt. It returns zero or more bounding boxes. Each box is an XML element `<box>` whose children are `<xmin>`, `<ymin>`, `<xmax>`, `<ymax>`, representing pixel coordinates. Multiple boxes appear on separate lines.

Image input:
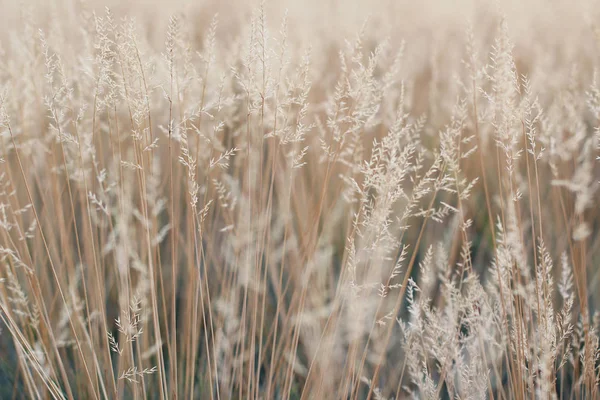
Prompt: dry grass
<box><xmin>0</xmin><ymin>0</ymin><xmax>599</xmax><ymax>398</ymax></box>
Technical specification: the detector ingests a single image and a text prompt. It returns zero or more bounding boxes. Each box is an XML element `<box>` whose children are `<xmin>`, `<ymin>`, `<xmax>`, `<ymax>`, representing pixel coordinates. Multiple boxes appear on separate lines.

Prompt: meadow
<box><xmin>0</xmin><ymin>0</ymin><xmax>599</xmax><ymax>398</ymax></box>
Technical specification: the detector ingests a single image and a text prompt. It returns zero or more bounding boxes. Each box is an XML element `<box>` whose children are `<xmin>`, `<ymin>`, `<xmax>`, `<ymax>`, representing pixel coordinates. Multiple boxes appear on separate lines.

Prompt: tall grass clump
<box><xmin>0</xmin><ymin>0</ymin><xmax>599</xmax><ymax>398</ymax></box>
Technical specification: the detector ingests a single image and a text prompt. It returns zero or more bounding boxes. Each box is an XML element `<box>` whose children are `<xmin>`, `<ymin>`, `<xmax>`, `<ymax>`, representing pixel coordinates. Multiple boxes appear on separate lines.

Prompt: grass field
<box><xmin>0</xmin><ymin>0</ymin><xmax>599</xmax><ymax>398</ymax></box>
